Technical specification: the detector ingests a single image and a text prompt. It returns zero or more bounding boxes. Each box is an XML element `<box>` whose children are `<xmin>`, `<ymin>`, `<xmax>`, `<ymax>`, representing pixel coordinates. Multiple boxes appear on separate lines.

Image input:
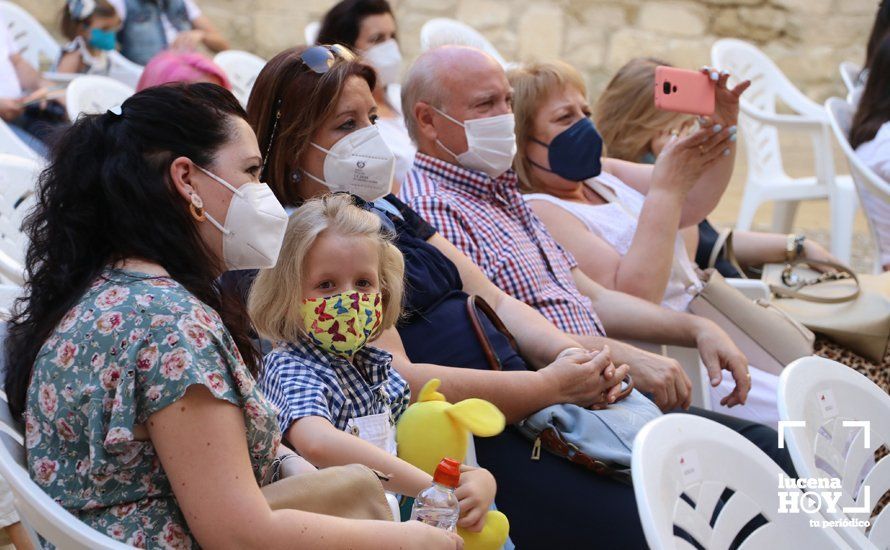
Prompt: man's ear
<box><xmin>414</xmin><ymin>101</ymin><xmax>438</xmax><ymax>142</ymax></box>
<box><xmin>169</xmin><ymin>156</ymin><xmax>197</xmax><ymax>203</ymax></box>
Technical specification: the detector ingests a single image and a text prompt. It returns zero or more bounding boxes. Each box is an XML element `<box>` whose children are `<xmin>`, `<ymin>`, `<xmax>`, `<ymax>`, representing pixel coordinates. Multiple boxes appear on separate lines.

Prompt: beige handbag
<box><xmin>762</xmin><ymin>259</ymin><xmax>890</xmax><ymax>363</ymax></box>
<box><xmin>261</xmin><ymin>464</ymin><xmax>394</xmax><ymax>521</ymax></box>
<box><xmin>687</xmin><ymin>270</ymin><xmax>815</xmax><ymax>375</ymax></box>
<box><xmin>582</xmin><ymin>178</ymin><xmax>815</xmax><ymax>376</ymax></box>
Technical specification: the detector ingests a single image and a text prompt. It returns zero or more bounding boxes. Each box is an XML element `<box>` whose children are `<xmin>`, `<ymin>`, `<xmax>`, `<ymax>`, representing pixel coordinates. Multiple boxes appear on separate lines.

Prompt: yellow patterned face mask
<box><xmin>300</xmin><ymin>291</ymin><xmax>383</xmax><ymax>357</ymax></box>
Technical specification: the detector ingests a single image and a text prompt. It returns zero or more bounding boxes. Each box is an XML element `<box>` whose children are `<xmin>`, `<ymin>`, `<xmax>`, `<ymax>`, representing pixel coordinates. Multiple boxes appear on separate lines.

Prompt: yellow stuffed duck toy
<box><xmin>397</xmin><ymin>379</ymin><xmax>510</xmax><ymax>550</ymax></box>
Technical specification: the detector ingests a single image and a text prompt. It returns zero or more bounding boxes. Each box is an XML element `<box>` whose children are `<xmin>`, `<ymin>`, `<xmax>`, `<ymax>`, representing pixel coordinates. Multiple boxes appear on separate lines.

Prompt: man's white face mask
<box><xmin>432</xmin><ymin>106</ymin><xmax>517</xmax><ymax>179</ymax></box>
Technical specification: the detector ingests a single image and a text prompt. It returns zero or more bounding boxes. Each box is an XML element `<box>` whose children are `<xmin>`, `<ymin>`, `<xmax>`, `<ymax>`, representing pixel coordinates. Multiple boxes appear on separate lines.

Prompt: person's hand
<box><xmin>620</xmin><ymin>345</ymin><xmax>692</xmax><ymax>411</ymax></box>
<box><xmin>693</xmin><ymin>318</ymin><xmax>750</xmax><ymax>407</ymax></box>
<box><xmin>454</xmin><ymin>466</ymin><xmax>496</xmax><ymax>532</ymax></box>
<box><xmin>701</xmin><ymin>65</ymin><xmax>751</xmax><ymax>129</ymax></box>
<box><xmin>539</xmin><ymin>346</ymin><xmax>630</xmax><ymax>409</ymax></box>
<box><xmin>171</xmin><ymin>29</ymin><xmax>206</xmax><ymax>52</ymax></box>
<box><xmin>0</xmin><ymin>98</ymin><xmax>23</xmax><ymax>121</ymax></box>
<box><xmin>650</xmin><ymin>122</ymin><xmax>737</xmax><ymax>197</ymax></box>
<box><xmin>402</xmin><ymin>520</ymin><xmax>464</xmax><ymax>549</ymax></box>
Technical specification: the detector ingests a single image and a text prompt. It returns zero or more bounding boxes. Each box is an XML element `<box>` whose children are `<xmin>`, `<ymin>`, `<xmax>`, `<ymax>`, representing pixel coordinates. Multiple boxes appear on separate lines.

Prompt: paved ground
<box><xmin>709</xmin><ymin>132</ymin><xmax>877</xmax><ymax>273</ymax></box>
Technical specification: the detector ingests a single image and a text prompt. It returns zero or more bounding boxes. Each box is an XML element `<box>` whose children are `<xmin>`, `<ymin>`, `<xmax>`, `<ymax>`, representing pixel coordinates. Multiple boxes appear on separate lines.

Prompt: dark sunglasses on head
<box><xmin>331</xmin><ymin>192</ymin><xmax>397</xmax><ymax>235</ymax></box>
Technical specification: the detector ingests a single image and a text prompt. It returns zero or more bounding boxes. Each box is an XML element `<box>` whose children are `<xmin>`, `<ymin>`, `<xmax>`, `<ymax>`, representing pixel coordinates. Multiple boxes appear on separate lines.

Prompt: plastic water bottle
<box><xmin>410</xmin><ymin>457</ymin><xmax>461</xmax><ymax>532</ymax></box>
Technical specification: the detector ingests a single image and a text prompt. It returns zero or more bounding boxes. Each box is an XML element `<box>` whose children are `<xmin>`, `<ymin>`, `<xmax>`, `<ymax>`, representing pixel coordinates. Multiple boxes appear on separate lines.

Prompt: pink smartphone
<box><xmin>654</xmin><ymin>66</ymin><xmax>715</xmax><ymax>116</ymax></box>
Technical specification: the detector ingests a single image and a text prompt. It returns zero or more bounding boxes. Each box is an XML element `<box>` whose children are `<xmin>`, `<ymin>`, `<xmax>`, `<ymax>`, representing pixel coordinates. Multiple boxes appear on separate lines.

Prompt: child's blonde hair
<box><xmin>248</xmin><ymin>194</ymin><xmax>405</xmax><ymax>343</ymax></box>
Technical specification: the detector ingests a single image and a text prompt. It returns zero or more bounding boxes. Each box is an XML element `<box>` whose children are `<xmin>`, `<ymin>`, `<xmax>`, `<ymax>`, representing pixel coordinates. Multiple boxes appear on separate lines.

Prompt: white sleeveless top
<box><xmin>525</xmin><ymin>171</ymin><xmax>700</xmax><ymax>312</ymax></box>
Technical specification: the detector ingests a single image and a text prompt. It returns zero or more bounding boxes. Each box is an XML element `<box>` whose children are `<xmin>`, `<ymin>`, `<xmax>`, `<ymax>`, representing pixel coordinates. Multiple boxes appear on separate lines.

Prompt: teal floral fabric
<box><xmin>25</xmin><ymin>269</ymin><xmax>281</xmax><ymax>548</ymax></box>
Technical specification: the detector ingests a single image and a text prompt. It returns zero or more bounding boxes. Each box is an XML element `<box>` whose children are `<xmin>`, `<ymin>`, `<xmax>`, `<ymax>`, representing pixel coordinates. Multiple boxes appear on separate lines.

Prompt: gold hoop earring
<box><xmin>189</xmin><ymin>193</ymin><xmax>206</xmax><ymax>222</ymax></box>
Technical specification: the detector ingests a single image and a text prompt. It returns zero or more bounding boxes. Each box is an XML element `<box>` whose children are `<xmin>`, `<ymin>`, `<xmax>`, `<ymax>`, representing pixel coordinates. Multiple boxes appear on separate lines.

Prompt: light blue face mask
<box><xmin>88</xmin><ymin>27</ymin><xmax>117</xmax><ymax>51</ymax></box>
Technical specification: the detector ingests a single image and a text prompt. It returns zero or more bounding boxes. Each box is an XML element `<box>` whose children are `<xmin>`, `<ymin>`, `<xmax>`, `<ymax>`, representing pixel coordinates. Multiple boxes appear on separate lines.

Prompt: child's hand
<box><xmin>455</xmin><ymin>465</ymin><xmax>497</xmax><ymax>532</ymax></box>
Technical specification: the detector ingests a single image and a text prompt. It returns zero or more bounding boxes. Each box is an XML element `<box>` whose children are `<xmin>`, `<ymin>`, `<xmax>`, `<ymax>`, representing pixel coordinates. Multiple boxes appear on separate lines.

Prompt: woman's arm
<box><xmin>191</xmin><ymin>15</ymin><xmax>229</xmax><ymax>52</ymax></box>
<box><xmin>731</xmin><ymin>231</ymin><xmax>841</xmax><ymax>268</ymax></box>
<box><xmin>148</xmin><ymin>385</ymin><xmax>457</xmax><ymax>549</ymax></box>
<box><xmin>55</xmin><ymin>51</ymin><xmax>84</xmax><ymax>75</ymax></box>
<box><xmin>288</xmin><ymin>415</ymin><xmax>431</xmax><ymax>496</ymax></box>
<box><xmin>528</xmin><ymin>196</ymin><xmax>681</xmax><ymax>304</ymax></box>
<box><xmin>426</xmin><ymin>232</ymin><xmax>580</xmax><ymax>368</ymax></box>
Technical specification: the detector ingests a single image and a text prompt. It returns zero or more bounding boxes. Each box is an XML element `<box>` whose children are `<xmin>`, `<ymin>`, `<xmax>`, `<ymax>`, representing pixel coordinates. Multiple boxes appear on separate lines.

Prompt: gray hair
<box><xmin>401</xmin><ymin>50</ymin><xmax>446</xmax><ymax>143</ymax></box>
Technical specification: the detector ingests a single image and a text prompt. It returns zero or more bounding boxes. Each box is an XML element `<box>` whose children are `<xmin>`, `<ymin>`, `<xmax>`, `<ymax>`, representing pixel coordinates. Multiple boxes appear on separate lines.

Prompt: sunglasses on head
<box><xmin>261</xmin><ymin>44</ymin><xmax>357</xmax><ymax>176</ymax></box>
<box><xmin>330</xmin><ymin>192</ymin><xmax>397</xmax><ymax>235</ymax></box>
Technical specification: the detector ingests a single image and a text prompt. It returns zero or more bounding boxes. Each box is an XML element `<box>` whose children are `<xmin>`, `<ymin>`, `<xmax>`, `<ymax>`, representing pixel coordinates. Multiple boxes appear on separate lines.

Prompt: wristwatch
<box><xmin>785</xmin><ymin>234</ymin><xmax>806</xmax><ymax>262</ymax></box>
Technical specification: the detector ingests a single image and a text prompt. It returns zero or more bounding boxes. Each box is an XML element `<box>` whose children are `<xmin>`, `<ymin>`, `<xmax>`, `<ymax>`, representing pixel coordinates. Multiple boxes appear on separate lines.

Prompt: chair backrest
<box><xmin>419</xmin><ymin>18</ymin><xmax>508</xmax><ymax>68</ymax></box>
<box><xmin>0</xmin><ymin>119</ymin><xmax>40</xmax><ymax>161</ymax></box>
<box><xmin>0</xmin><ymin>154</ymin><xmax>41</xmax><ymax>285</ymax></box>
<box><xmin>839</xmin><ymin>61</ymin><xmax>862</xmax><ymax>96</ymax></box>
<box><xmin>213</xmin><ymin>50</ymin><xmax>266</xmax><ymax>107</ymax></box>
<box><xmin>0</xmin><ymin>390</ymin><xmax>134</xmax><ymax>549</ymax></box>
<box><xmin>0</xmin><ymin>1</ymin><xmax>60</xmax><ymax>71</ymax></box>
<box><xmin>711</xmin><ymin>39</ymin><xmax>825</xmax><ymax>183</ymax></box>
<box><xmin>304</xmin><ymin>21</ymin><xmax>320</xmax><ymax>45</ymax></box>
<box><xmin>106</xmin><ymin>50</ymin><xmax>144</xmax><ymax>89</ymax></box>
<box><xmin>825</xmin><ymin>97</ymin><xmax>890</xmax><ymax>272</ymax></box>
<box><xmin>779</xmin><ymin>356</ymin><xmax>890</xmax><ymax>548</ymax></box>
<box><xmin>632</xmin><ymin>414</ymin><xmax>852</xmax><ymax>549</ymax></box>
<box><xmin>65</xmin><ymin>75</ymin><xmax>135</xmax><ymax>121</ymax></box>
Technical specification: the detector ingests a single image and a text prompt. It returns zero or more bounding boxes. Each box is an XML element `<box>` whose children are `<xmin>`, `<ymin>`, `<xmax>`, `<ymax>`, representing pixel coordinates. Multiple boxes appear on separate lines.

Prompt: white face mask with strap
<box><xmin>195</xmin><ymin>165</ymin><xmax>289</xmax><ymax>271</ymax></box>
<box><xmin>432</xmin><ymin>106</ymin><xmax>517</xmax><ymax>178</ymax></box>
<box><xmin>304</xmin><ymin>124</ymin><xmax>396</xmax><ymax>202</ymax></box>
<box><xmin>362</xmin><ymin>39</ymin><xmax>402</xmax><ymax>88</ymax></box>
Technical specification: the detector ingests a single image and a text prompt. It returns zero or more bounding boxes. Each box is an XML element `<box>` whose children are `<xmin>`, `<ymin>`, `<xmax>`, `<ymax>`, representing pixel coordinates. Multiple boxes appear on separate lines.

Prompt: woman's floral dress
<box><xmin>25</xmin><ymin>269</ymin><xmax>281</xmax><ymax>549</ymax></box>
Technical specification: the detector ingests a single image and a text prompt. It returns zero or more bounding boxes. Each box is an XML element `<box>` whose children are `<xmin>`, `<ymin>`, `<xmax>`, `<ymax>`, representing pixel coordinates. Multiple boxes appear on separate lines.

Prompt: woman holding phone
<box><xmin>506</xmin><ymin>60</ymin><xmax>786</xmax><ymax>425</ymax></box>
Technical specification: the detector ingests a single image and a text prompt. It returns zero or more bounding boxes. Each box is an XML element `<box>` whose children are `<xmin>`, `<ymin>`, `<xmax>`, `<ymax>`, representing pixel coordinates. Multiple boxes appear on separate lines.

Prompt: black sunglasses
<box><xmin>332</xmin><ymin>192</ymin><xmax>397</xmax><ymax>235</ymax></box>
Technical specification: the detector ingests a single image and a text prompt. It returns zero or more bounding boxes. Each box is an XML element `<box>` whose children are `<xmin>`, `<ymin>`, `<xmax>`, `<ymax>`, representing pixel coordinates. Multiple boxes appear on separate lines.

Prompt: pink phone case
<box><xmin>654</xmin><ymin>66</ymin><xmax>716</xmax><ymax>116</ymax></box>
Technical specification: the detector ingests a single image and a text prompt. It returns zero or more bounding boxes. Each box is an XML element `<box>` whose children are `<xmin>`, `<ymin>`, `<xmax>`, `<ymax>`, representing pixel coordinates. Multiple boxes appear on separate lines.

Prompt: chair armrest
<box><xmin>725</xmin><ymin>278</ymin><xmax>770</xmax><ymax>301</ymax></box>
<box><xmin>740</xmin><ymin>104</ymin><xmax>825</xmax><ymax>132</ymax></box>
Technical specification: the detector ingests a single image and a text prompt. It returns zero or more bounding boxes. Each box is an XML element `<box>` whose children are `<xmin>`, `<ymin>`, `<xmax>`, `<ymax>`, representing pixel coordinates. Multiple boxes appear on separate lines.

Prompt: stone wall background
<box><xmin>17</xmin><ymin>0</ymin><xmax>876</xmax><ymax>101</ymax></box>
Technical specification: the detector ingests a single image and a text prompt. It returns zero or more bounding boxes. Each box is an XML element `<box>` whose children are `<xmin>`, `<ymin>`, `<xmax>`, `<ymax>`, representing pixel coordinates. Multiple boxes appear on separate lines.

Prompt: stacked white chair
<box><xmin>779</xmin><ymin>356</ymin><xmax>890</xmax><ymax>548</ymax></box>
<box><xmin>0</xmin><ymin>154</ymin><xmax>40</xmax><ymax>286</ymax></box>
<box><xmin>419</xmin><ymin>18</ymin><xmax>510</xmax><ymax>69</ymax></box>
<box><xmin>632</xmin><ymin>414</ymin><xmax>853</xmax><ymax>549</ymax></box>
<box><xmin>213</xmin><ymin>50</ymin><xmax>266</xmax><ymax>108</ymax></box>
<box><xmin>711</xmin><ymin>39</ymin><xmax>857</xmax><ymax>264</ymax></box>
<box><xmin>825</xmin><ymin>97</ymin><xmax>890</xmax><ymax>273</ymax></box>
<box><xmin>304</xmin><ymin>21</ymin><xmax>320</xmax><ymax>45</ymax></box>
<box><xmin>0</xmin><ymin>1</ymin><xmax>60</xmax><ymax>70</ymax></box>
<box><xmin>838</xmin><ymin>61</ymin><xmax>862</xmax><ymax>103</ymax></box>
<box><xmin>107</xmin><ymin>50</ymin><xmax>144</xmax><ymax>89</ymax></box>
<box><xmin>0</xmin><ymin>388</ymin><xmax>135</xmax><ymax>549</ymax></box>
<box><xmin>0</xmin><ymin>120</ymin><xmax>40</xmax><ymax>161</ymax></box>
<box><xmin>65</xmin><ymin>75</ymin><xmax>134</xmax><ymax>121</ymax></box>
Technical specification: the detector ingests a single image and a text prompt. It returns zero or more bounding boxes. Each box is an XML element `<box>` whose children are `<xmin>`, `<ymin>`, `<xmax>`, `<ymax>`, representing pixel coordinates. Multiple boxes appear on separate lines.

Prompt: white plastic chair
<box><xmin>779</xmin><ymin>356</ymin><xmax>890</xmax><ymax>549</ymax></box>
<box><xmin>0</xmin><ymin>1</ymin><xmax>61</xmax><ymax>71</ymax></box>
<box><xmin>107</xmin><ymin>50</ymin><xmax>144</xmax><ymax>89</ymax></box>
<box><xmin>632</xmin><ymin>414</ymin><xmax>852</xmax><ymax>549</ymax></box>
<box><xmin>839</xmin><ymin>61</ymin><xmax>862</xmax><ymax>100</ymax></box>
<box><xmin>65</xmin><ymin>75</ymin><xmax>134</xmax><ymax>121</ymax></box>
<box><xmin>0</xmin><ymin>389</ymin><xmax>134</xmax><ymax>549</ymax></box>
<box><xmin>0</xmin><ymin>154</ymin><xmax>40</xmax><ymax>285</ymax></box>
<box><xmin>419</xmin><ymin>18</ymin><xmax>509</xmax><ymax>69</ymax></box>
<box><xmin>0</xmin><ymin>121</ymin><xmax>39</xmax><ymax>161</ymax></box>
<box><xmin>304</xmin><ymin>21</ymin><xmax>320</xmax><ymax>45</ymax></box>
<box><xmin>213</xmin><ymin>50</ymin><xmax>266</xmax><ymax>108</ymax></box>
<box><xmin>711</xmin><ymin>39</ymin><xmax>857</xmax><ymax>264</ymax></box>
<box><xmin>825</xmin><ymin>97</ymin><xmax>890</xmax><ymax>273</ymax></box>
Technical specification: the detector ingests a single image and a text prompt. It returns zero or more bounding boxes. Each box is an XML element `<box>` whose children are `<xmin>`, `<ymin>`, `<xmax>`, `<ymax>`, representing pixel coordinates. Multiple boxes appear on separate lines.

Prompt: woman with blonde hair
<box><xmin>593</xmin><ymin>57</ymin><xmax>840</xmax><ymax>279</ymax></box>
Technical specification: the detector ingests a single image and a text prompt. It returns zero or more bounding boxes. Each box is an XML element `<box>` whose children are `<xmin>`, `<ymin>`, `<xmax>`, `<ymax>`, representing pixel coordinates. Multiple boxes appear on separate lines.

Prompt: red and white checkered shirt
<box><xmin>401</xmin><ymin>152</ymin><xmax>605</xmax><ymax>336</ymax></box>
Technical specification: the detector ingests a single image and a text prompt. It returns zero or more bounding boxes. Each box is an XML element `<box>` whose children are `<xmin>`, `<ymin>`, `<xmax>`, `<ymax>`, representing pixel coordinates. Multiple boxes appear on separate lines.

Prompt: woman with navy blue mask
<box><xmin>508</xmin><ymin>61</ymin><xmax>794</xmax><ymax>428</ymax></box>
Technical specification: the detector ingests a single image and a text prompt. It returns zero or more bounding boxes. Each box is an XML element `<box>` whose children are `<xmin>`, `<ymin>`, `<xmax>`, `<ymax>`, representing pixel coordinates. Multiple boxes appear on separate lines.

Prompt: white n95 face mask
<box><xmin>196</xmin><ymin>166</ymin><xmax>289</xmax><ymax>271</ymax></box>
<box><xmin>433</xmin><ymin>107</ymin><xmax>517</xmax><ymax>179</ymax></box>
<box><xmin>304</xmin><ymin>124</ymin><xmax>395</xmax><ymax>202</ymax></box>
<box><xmin>362</xmin><ymin>39</ymin><xmax>402</xmax><ymax>87</ymax></box>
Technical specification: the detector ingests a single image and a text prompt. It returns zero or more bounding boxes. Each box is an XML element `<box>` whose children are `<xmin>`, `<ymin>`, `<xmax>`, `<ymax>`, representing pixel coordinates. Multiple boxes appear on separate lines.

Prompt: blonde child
<box><xmin>56</xmin><ymin>0</ymin><xmax>122</xmax><ymax>76</ymax></box>
<box><xmin>250</xmin><ymin>194</ymin><xmax>496</xmax><ymax>532</ymax></box>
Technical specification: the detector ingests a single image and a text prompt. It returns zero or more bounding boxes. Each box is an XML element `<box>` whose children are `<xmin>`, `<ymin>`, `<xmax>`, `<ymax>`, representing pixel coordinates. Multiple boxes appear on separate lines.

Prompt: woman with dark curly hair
<box><xmin>4</xmin><ymin>82</ymin><xmax>458</xmax><ymax>549</ymax></box>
